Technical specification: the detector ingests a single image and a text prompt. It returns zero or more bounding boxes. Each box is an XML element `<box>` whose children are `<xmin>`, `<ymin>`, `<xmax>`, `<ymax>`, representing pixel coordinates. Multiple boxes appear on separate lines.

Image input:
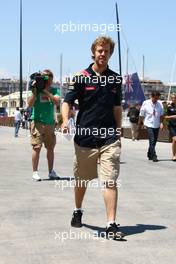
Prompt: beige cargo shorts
<box><xmin>30</xmin><ymin>121</ymin><xmax>56</xmax><ymax>149</ymax></box>
<box><xmin>73</xmin><ymin>140</ymin><xmax>121</xmax><ymax>182</ymax></box>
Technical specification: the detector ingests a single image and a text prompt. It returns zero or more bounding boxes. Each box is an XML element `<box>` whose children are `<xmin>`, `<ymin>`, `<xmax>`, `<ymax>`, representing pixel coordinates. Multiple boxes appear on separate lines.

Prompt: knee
<box><xmin>75</xmin><ymin>179</ymin><xmax>89</xmax><ymax>188</ymax></box>
<box><xmin>46</xmin><ymin>147</ymin><xmax>54</xmax><ymax>155</ymax></box>
<box><xmin>47</xmin><ymin>147</ymin><xmax>54</xmax><ymax>152</ymax></box>
<box><xmin>104</xmin><ymin>180</ymin><xmax>117</xmax><ymax>190</ymax></box>
<box><xmin>33</xmin><ymin>146</ymin><xmax>41</xmax><ymax>153</ymax></box>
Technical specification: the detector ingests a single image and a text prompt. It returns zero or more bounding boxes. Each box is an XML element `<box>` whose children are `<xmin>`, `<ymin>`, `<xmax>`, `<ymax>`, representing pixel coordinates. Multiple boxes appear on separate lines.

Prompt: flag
<box><xmin>123</xmin><ymin>72</ymin><xmax>145</xmax><ymax>108</ymax></box>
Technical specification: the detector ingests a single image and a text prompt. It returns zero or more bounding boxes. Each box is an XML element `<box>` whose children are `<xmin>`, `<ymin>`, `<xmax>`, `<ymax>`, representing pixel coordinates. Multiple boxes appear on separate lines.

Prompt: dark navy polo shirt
<box><xmin>64</xmin><ymin>63</ymin><xmax>122</xmax><ymax>148</ymax></box>
<box><xmin>167</xmin><ymin>103</ymin><xmax>176</xmax><ymax>127</ymax></box>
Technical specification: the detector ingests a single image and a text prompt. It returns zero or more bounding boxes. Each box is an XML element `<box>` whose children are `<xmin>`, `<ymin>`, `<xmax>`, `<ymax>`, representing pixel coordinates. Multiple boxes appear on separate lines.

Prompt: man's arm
<box><xmin>43</xmin><ymin>89</ymin><xmax>60</xmax><ymax>106</ymax></box>
<box><xmin>113</xmin><ymin>74</ymin><xmax>122</xmax><ymax>123</ymax></box>
<box><xmin>160</xmin><ymin>115</ymin><xmax>164</xmax><ymax>129</ymax></box>
<box><xmin>61</xmin><ymin>102</ymin><xmax>70</xmax><ymax>130</ymax></box>
<box><xmin>138</xmin><ymin>116</ymin><xmax>144</xmax><ymax>127</ymax></box>
<box><xmin>27</xmin><ymin>93</ymin><xmax>36</xmax><ymax>108</ymax></box>
<box><xmin>138</xmin><ymin>102</ymin><xmax>145</xmax><ymax>127</ymax></box>
<box><xmin>27</xmin><ymin>81</ymin><xmax>37</xmax><ymax>108</ymax></box>
<box><xmin>61</xmin><ymin>78</ymin><xmax>82</xmax><ymax>130</ymax></box>
<box><xmin>159</xmin><ymin>105</ymin><xmax>164</xmax><ymax>129</ymax></box>
<box><xmin>160</xmin><ymin>115</ymin><xmax>164</xmax><ymax>122</ymax></box>
<box><xmin>164</xmin><ymin>115</ymin><xmax>176</xmax><ymax>120</ymax></box>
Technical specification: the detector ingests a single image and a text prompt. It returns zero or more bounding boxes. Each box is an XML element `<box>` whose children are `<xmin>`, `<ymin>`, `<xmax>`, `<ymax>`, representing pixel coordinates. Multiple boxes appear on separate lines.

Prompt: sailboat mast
<box><xmin>26</xmin><ymin>60</ymin><xmax>30</xmax><ymax>107</ymax></box>
<box><xmin>126</xmin><ymin>48</ymin><xmax>129</xmax><ymax>75</ymax></box>
<box><xmin>115</xmin><ymin>2</ymin><xmax>122</xmax><ymax>77</ymax></box>
<box><xmin>19</xmin><ymin>0</ymin><xmax>23</xmax><ymax>108</ymax></box>
<box><xmin>142</xmin><ymin>55</ymin><xmax>145</xmax><ymax>82</ymax></box>
<box><xmin>168</xmin><ymin>53</ymin><xmax>176</xmax><ymax>101</ymax></box>
<box><xmin>60</xmin><ymin>53</ymin><xmax>63</xmax><ymax>110</ymax></box>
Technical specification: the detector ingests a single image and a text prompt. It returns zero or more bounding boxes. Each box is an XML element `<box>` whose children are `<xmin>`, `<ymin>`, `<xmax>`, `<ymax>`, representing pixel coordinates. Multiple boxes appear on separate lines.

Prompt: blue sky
<box><xmin>0</xmin><ymin>0</ymin><xmax>176</xmax><ymax>83</ymax></box>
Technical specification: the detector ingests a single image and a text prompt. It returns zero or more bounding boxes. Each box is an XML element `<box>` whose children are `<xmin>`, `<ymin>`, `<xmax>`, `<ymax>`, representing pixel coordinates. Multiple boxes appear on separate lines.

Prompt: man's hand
<box><xmin>42</xmin><ymin>89</ymin><xmax>50</xmax><ymax>96</ymax></box>
<box><xmin>42</xmin><ymin>89</ymin><xmax>59</xmax><ymax>105</ymax></box>
<box><xmin>61</xmin><ymin>102</ymin><xmax>71</xmax><ymax>133</ymax></box>
<box><xmin>31</xmin><ymin>80</ymin><xmax>37</xmax><ymax>95</ymax></box>
<box><xmin>160</xmin><ymin>123</ymin><xmax>164</xmax><ymax>130</ymax></box>
<box><xmin>61</xmin><ymin>120</ymin><xmax>69</xmax><ymax>133</ymax></box>
<box><xmin>138</xmin><ymin>123</ymin><xmax>143</xmax><ymax>130</ymax></box>
<box><xmin>138</xmin><ymin>116</ymin><xmax>144</xmax><ymax>129</ymax></box>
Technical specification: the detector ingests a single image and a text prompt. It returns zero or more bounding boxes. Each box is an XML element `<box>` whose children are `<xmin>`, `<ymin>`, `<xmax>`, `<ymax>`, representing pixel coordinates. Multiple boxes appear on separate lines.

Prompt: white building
<box><xmin>0</xmin><ymin>91</ymin><xmax>31</xmax><ymax>116</ymax></box>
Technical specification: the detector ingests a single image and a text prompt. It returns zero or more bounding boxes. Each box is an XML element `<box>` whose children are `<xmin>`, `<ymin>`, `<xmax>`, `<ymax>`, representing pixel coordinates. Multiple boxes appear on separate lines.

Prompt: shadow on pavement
<box><xmin>42</xmin><ymin>176</ymin><xmax>74</xmax><ymax>181</ymax></box>
<box><xmin>83</xmin><ymin>224</ymin><xmax>127</xmax><ymax>241</ymax></box>
<box><xmin>158</xmin><ymin>159</ymin><xmax>173</xmax><ymax>162</ymax></box>
<box><xmin>83</xmin><ymin>223</ymin><xmax>167</xmax><ymax>237</ymax></box>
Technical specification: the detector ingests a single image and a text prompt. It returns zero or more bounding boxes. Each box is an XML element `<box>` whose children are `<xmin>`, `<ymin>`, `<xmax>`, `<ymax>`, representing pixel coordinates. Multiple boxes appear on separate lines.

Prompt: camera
<box><xmin>29</xmin><ymin>72</ymin><xmax>49</xmax><ymax>92</ymax></box>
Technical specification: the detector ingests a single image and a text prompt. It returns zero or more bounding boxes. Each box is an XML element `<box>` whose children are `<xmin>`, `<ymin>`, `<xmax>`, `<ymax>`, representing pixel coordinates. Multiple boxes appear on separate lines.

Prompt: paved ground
<box><xmin>0</xmin><ymin>126</ymin><xmax>175</xmax><ymax>264</ymax></box>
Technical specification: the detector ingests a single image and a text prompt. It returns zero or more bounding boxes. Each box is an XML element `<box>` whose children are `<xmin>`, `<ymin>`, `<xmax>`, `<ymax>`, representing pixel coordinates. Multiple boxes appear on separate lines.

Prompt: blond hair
<box><xmin>91</xmin><ymin>36</ymin><xmax>115</xmax><ymax>60</ymax></box>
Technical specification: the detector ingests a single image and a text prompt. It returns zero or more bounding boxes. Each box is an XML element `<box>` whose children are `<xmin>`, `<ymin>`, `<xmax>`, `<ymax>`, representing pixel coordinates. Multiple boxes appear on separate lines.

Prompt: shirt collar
<box><xmin>87</xmin><ymin>63</ymin><xmax>109</xmax><ymax>76</ymax></box>
<box><xmin>150</xmin><ymin>99</ymin><xmax>158</xmax><ymax>105</ymax></box>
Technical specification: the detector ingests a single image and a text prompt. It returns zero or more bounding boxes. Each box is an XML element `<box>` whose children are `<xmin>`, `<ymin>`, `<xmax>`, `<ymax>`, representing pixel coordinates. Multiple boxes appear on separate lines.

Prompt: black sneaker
<box><xmin>153</xmin><ymin>156</ymin><xmax>158</xmax><ymax>162</ymax></box>
<box><xmin>71</xmin><ymin>210</ymin><xmax>83</xmax><ymax>227</ymax></box>
<box><xmin>147</xmin><ymin>154</ymin><xmax>152</xmax><ymax>160</ymax></box>
<box><xmin>106</xmin><ymin>223</ymin><xmax>125</xmax><ymax>240</ymax></box>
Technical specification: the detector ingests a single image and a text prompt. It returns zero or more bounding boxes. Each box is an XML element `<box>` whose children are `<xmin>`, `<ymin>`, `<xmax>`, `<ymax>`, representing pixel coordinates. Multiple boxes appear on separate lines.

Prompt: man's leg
<box><xmin>153</xmin><ymin>128</ymin><xmax>159</xmax><ymax>158</ymax></box>
<box><xmin>46</xmin><ymin>146</ymin><xmax>59</xmax><ymax>179</ymax></box>
<box><xmin>14</xmin><ymin>121</ymin><xmax>19</xmax><ymax>137</ymax></box>
<box><xmin>30</xmin><ymin>122</ymin><xmax>43</xmax><ymax>181</ymax></box>
<box><xmin>71</xmin><ymin>182</ymin><xmax>87</xmax><ymax>228</ymax></box>
<box><xmin>71</xmin><ymin>180</ymin><xmax>88</xmax><ymax>228</ymax></box>
<box><xmin>103</xmin><ymin>182</ymin><xmax>117</xmax><ymax>222</ymax></box>
<box><xmin>17</xmin><ymin>121</ymin><xmax>21</xmax><ymax>134</ymax></box>
<box><xmin>100</xmin><ymin>140</ymin><xmax>125</xmax><ymax>239</ymax></box>
<box><xmin>172</xmin><ymin>136</ymin><xmax>176</xmax><ymax>159</ymax></box>
<box><xmin>47</xmin><ymin>147</ymin><xmax>54</xmax><ymax>173</ymax></box>
<box><xmin>100</xmin><ymin>141</ymin><xmax>121</xmax><ymax>222</ymax></box>
<box><xmin>44</xmin><ymin>125</ymin><xmax>56</xmax><ymax>175</ymax></box>
<box><xmin>14</xmin><ymin>122</ymin><xmax>17</xmax><ymax>137</ymax></box>
<box><xmin>31</xmin><ymin>147</ymin><xmax>42</xmax><ymax>181</ymax></box>
<box><xmin>71</xmin><ymin>144</ymin><xmax>98</xmax><ymax>227</ymax></box>
<box><xmin>74</xmin><ymin>181</ymin><xmax>87</xmax><ymax>209</ymax></box>
<box><xmin>32</xmin><ymin>147</ymin><xmax>41</xmax><ymax>171</ymax></box>
<box><xmin>147</xmin><ymin>127</ymin><xmax>155</xmax><ymax>159</ymax></box>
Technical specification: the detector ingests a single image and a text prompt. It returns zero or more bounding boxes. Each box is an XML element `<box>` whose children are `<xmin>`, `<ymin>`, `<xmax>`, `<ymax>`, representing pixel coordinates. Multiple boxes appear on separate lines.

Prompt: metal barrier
<box><xmin>123</xmin><ymin>127</ymin><xmax>171</xmax><ymax>142</ymax></box>
<box><xmin>0</xmin><ymin>117</ymin><xmax>15</xmax><ymax>127</ymax></box>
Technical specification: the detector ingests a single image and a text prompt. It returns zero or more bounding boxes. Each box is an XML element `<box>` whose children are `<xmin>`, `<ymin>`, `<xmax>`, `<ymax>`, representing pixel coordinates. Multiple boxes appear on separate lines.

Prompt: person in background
<box><xmin>14</xmin><ymin>107</ymin><xmax>22</xmax><ymax>137</ymax></box>
<box><xmin>138</xmin><ymin>91</ymin><xmax>164</xmax><ymax>162</ymax></box>
<box><xmin>164</xmin><ymin>94</ymin><xmax>176</xmax><ymax>161</ymax></box>
<box><xmin>162</xmin><ymin>101</ymin><xmax>169</xmax><ymax>128</ymax></box>
<box><xmin>22</xmin><ymin>110</ymin><xmax>29</xmax><ymax>129</ymax></box>
<box><xmin>27</xmin><ymin>69</ymin><xmax>60</xmax><ymax>181</ymax></box>
<box><xmin>127</xmin><ymin>104</ymin><xmax>140</xmax><ymax>141</ymax></box>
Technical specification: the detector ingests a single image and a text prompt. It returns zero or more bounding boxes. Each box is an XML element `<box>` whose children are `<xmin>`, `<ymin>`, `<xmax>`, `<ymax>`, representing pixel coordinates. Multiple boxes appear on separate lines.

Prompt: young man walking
<box><xmin>62</xmin><ymin>36</ymin><xmax>125</xmax><ymax>239</ymax></box>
